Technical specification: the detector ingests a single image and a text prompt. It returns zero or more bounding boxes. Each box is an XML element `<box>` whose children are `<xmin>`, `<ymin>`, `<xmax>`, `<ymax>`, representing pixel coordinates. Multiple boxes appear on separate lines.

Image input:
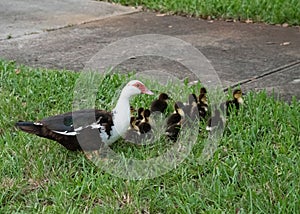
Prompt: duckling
<box><xmin>184</xmin><ymin>93</ymin><xmax>198</xmax><ymax>118</ymax></box>
<box><xmin>129</xmin><ymin>105</ymin><xmax>136</xmax><ymax>124</ymax></box>
<box><xmin>225</xmin><ymin>89</ymin><xmax>243</xmax><ymax>116</ymax></box>
<box><xmin>124</xmin><ymin>116</ymin><xmax>141</xmax><ymax>144</ymax></box>
<box><xmin>199</xmin><ymin>87</ymin><xmax>207</xmax><ymax>98</ymax></box>
<box><xmin>134</xmin><ymin>107</ymin><xmax>145</xmax><ymax>126</ymax></box>
<box><xmin>138</xmin><ymin>109</ymin><xmax>152</xmax><ymax>134</ymax></box>
<box><xmin>125</xmin><ymin>109</ymin><xmax>153</xmax><ymax>144</ymax></box>
<box><xmin>130</xmin><ymin>106</ymin><xmax>136</xmax><ymax>116</ymax></box>
<box><xmin>197</xmin><ymin>93</ymin><xmax>208</xmax><ymax>119</ymax></box>
<box><xmin>150</xmin><ymin>93</ymin><xmax>170</xmax><ymax>113</ymax></box>
<box><xmin>130</xmin><ymin>116</ymin><xmax>140</xmax><ymax>132</ymax></box>
<box><xmin>206</xmin><ymin>89</ymin><xmax>243</xmax><ymax>131</ymax></box>
<box><xmin>206</xmin><ymin>108</ymin><xmax>224</xmax><ymax>131</ymax></box>
<box><xmin>166</xmin><ymin>102</ymin><xmax>185</xmax><ymax>142</ymax></box>
<box><xmin>188</xmin><ymin>93</ymin><xmax>198</xmax><ymax>106</ymax></box>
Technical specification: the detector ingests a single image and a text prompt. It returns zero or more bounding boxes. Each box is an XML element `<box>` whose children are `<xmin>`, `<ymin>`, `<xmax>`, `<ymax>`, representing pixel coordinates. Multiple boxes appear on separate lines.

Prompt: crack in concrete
<box><xmin>223</xmin><ymin>60</ymin><xmax>300</xmax><ymax>92</ymax></box>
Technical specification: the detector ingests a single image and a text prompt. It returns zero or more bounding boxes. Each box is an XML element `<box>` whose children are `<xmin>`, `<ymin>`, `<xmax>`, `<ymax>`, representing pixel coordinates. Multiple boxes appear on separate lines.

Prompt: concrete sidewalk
<box><xmin>0</xmin><ymin>0</ymin><xmax>138</xmax><ymax>40</ymax></box>
<box><xmin>0</xmin><ymin>1</ymin><xmax>299</xmax><ymax>101</ymax></box>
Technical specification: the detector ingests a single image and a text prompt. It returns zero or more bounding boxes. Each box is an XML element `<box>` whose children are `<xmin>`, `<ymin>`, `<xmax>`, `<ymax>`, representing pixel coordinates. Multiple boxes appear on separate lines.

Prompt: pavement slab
<box><xmin>0</xmin><ymin>4</ymin><xmax>299</xmax><ymax>101</ymax></box>
<box><xmin>0</xmin><ymin>0</ymin><xmax>138</xmax><ymax>40</ymax></box>
<box><xmin>242</xmin><ymin>63</ymin><xmax>300</xmax><ymax>102</ymax></box>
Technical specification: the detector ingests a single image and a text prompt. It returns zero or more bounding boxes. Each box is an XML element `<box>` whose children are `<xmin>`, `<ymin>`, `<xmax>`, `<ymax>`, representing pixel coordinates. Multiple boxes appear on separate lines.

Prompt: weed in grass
<box><xmin>0</xmin><ymin>60</ymin><xmax>299</xmax><ymax>212</ymax></box>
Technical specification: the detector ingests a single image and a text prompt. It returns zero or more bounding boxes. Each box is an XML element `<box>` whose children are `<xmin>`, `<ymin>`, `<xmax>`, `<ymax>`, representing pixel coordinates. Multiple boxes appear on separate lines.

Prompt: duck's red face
<box><xmin>132</xmin><ymin>81</ymin><xmax>154</xmax><ymax>95</ymax></box>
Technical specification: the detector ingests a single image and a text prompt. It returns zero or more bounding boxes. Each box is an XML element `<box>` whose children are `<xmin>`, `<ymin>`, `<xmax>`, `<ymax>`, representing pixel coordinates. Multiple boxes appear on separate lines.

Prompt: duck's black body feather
<box><xmin>16</xmin><ymin>109</ymin><xmax>114</xmax><ymax>151</ymax></box>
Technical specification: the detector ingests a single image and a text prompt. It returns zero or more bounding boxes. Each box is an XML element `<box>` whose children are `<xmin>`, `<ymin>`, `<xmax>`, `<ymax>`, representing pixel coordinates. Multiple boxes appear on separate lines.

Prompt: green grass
<box><xmin>108</xmin><ymin>0</ymin><xmax>300</xmax><ymax>25</ymax></box>
<box><xmin>0</xmin><ymin>59</ymin><xmax>300</xmax><ymax>213</ymax></box>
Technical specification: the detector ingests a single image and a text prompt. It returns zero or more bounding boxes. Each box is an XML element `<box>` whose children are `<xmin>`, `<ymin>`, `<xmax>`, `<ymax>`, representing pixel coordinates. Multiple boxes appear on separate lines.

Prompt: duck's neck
<box><xmin>112</xmin><ymin>90</ymin><xmax>131</xmax><ymax>136</ymax></box>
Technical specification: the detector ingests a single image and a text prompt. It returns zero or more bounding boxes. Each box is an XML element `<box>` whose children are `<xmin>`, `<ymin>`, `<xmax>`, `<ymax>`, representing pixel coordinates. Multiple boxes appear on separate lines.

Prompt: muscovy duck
<box><xmin>16</xmin><ymin>80</ymin><xmax>153</xmax><ymax>151</ymax></box>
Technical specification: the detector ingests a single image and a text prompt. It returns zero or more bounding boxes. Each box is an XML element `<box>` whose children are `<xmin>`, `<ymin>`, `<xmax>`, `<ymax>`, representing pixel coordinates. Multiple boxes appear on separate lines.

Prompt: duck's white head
<box><xmin>121</xmin><ymin>80</ymin><xmax>154</xmax><ymax>98</ymax></box>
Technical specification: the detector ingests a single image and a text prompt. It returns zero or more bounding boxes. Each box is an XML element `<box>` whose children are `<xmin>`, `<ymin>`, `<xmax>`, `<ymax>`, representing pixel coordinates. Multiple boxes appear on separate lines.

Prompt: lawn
<box><xmin>0</xmin><ymin>60</ymin><xmax>299</xmax><ymax>213</ymax></box>
<box><xmin>108</xmin><ymin>0</ymin><xmax>300</xmax><ymax>25</ymax></box>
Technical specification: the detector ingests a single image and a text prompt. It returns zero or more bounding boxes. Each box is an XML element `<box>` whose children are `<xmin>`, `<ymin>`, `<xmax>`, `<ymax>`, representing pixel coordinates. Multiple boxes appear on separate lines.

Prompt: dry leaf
<box><xmin>15</xmin><ymin>68</ymin><xmax>21</xmax><ymax>74</ymax></box>
<box><xmin>226</xmin><ymin>18</ymin><xmax>234</xmax><ymax>22</ymax></box>
<box><xmin>156</xmin><ymin>13</ymin><xmax>166</xmax><ymax>17</ymax></box>
<box><xmin>280</xmin><ymin>42</ymin><xmax>291</xmax><ymax>46</ymax></box>
<box><xmin>282</xmin><ymin>23</ymin><xmax>289</xmax><ymax>27</ymax></box>
<box><xmin>245</xmin><ymin>19</ymin><xmax>253</xmax><ymax>23</ymax></box>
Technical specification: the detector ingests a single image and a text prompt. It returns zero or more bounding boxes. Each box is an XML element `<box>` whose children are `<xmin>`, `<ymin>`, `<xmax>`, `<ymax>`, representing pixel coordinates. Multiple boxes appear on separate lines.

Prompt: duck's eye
<box><xmin>136</xmin><ymin>83</ymin><xmax>140</xmax><ymax>88</ymax></box>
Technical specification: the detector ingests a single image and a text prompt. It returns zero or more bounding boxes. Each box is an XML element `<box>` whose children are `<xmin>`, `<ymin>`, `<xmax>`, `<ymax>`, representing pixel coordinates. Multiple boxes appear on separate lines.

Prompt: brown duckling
<box><xmin>134</xmin><ymin>107</ymin><xmax>145</xmax><ymax>126</ymax></box>
<box><xmin>197</xmin><ymin>92</ymin><xmax>208</xmax><ymax>119</ymax></box>
<box><xmin>130</xmin><ymin>106</ymin><xmax>136</xmax><ymax>115</ymax></box>
<box><xmin>166</xmin><ymin>102</ymin><xmax>185</xmax><ymax>142</ymax></box>
<box><xmin>199</xmin><ymin>87</ymin><xmax>207</xmax><ymax>98</ymax></box>
<box><xmin>125</xmin><ymin>109</ymin><xmax>153</xmax><ymax>144</ymax></box>
<box><xmin>124</xmin><ymin>116</ymin><xmax>141</xmax><ymax>144</ymax></box>
<box><xmin>206</xmin><ymin>89</ymin><xmax>243</xmax><ymax>131</ymax></box>
<box><xmin>219</xmin><ymin>89</ymin><xmax>244</xmax><ymax>117</ymax></box>
<box><xmin>138</xmin><ymin>109</ymin><xmax>152</xmax><ymax>134</ymax></box>
<box><xmin>184</xmin><ymin>93</ymin><xmax>198</xmax><ymax>118</ymax></box>
<box><xmin>129</xmin><ymin>116</ymin><xmax>140</xmax><ymax>132</ymax></box>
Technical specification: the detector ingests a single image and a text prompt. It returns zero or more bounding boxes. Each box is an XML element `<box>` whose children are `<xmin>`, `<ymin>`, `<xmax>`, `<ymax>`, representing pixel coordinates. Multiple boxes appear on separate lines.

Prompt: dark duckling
<box><xmin>166</xmin><ymin>102</ymin><xmax>185</xmax><ymax>142</ymax></box>
<box><xmin>206</xmin><ymin>108</ymin><xmax>224</xmax><ymax>131</ymax></box>
<box><xmin>184</xmin><ymin>93</ymin><xmax>198</xmax><ymax>118</ymax></box>
<box><xmin>134</xmin><ymin>107</ymin><xmax>145</xmax><ymax>126</ymax></box>
<box><xmin>150</xmin><ymin>93</ymin><xmax>170</xmax><ymax>113</ymax></box>
<box><xmin>225</xmin><ymin>89</ymin><xmax>244</xmax><ymax>116</ymax></box>
<box><xmin>197</xmin><ymin>92</ymin><xmax>208</xmax><ymax>119</ymax></box>
<box><xmin>138</xmin><ymin>109</ymin><xmax>152</xmax><ymax>134</ymax></box>
<box><xmin>218</xmin><ymin>89</ymin><xmax>244</xmax><ymax>117</ymax></box>
<box><xmin>206</xmin><ymin>89</ymin><xmax>243</xmax><ymax>131</ymax></box>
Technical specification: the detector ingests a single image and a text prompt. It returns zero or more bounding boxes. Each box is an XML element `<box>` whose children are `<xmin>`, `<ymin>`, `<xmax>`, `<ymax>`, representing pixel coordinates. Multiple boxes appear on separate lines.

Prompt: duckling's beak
<box><xmin>238</xmin><ymin>97</ymin><xmax>244</xmax><ymax>104</ymax></box>
<box><xmin>177</xmin><ymin>108</ymin><xmax>185</xmax><ymax>117</ymax></box>
<box><xmin>168</xmin><ymin>96</ymin><xmax>174</xmax><ymax>101</ymax></box>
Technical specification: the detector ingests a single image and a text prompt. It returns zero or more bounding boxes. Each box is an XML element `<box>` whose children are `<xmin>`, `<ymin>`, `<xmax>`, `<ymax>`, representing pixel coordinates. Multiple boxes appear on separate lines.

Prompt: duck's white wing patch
<box><xmin>52</xmin><ymin>123</ymin><xmax>106</xmax><ymax>136</ymax></box>
<box><xmin>88</xmin><ymin>123</ymin><xmax>102</xmax><ymax>129</ymax></box>
<box><xmin>52</xmin><ymin>130</ymin><xmax>78</xmax><ymax>136</ymax></box>
<box><xmin>33</xmin><ymin>122</ymin><xmax>43</xmax><ymax>126</ymax></box>
<box><xmin>74</xmin><ymin>126</ymin><xmax>83</xmax><ymax>132</ymax></box>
